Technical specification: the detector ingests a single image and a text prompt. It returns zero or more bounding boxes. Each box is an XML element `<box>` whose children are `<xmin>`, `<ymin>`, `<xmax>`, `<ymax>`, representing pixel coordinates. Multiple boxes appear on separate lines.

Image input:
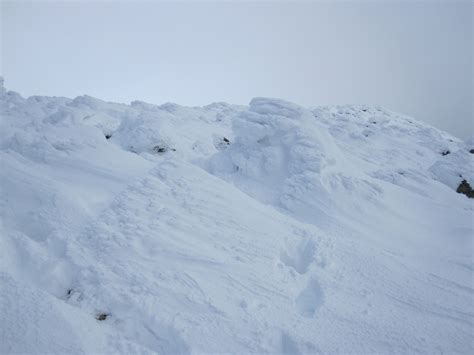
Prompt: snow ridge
<box><xmin>1</xmin><ymin>79</ymin><xmax>473</xmax><ymax>354</ymax></box>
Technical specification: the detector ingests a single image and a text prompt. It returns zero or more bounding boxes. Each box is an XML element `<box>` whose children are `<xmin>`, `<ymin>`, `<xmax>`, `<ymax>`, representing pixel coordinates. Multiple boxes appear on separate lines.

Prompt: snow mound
<box><xmin>207</xmin><ymin>98</ymin><xmax>380</xmax><ymax>225</ymax></box>
<box><xmin>112</xmin><ymin>101</ymin><xmax>240</xmax><ymax>160</ymax></box>
<box><xmin>249</xmin><ymin>97</ymin><xmax>304</xmax><ymax>118</ymax></box>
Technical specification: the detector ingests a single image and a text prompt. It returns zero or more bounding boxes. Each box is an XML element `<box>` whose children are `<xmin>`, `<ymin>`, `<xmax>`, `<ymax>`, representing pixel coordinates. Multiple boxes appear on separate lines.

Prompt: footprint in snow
<box><xmin>295</xmin><ymin>278</ymin><xmax>324</xmax><ymax>318</ymax></box>
<box><xmin>280</xmin><ymin>237</ymin><xmax>317</xmax><ymax>275</ymax></box>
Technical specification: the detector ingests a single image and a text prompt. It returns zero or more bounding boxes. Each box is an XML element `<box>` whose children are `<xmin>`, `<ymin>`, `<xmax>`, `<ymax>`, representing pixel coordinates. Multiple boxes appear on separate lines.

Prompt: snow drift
<box><xmin>1</xmin><ymin>78</ymin><xmax>473</xmax><ymax>354</ymax></box>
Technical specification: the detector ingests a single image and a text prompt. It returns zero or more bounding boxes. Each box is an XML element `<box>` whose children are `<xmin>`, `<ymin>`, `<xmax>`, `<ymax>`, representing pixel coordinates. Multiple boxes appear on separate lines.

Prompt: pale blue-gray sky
<box><xmin>1</xmin><ymin>1</ymin><xmax>473</xmax><ymax>138</ymax></box>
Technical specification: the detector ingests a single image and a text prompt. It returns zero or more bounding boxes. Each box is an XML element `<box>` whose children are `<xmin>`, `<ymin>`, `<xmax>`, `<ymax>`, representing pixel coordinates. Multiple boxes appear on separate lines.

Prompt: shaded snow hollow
<box><xmin>1</xmin><ymin>79</ymin><xmax>473</xmax><ymax>354</ymax></box>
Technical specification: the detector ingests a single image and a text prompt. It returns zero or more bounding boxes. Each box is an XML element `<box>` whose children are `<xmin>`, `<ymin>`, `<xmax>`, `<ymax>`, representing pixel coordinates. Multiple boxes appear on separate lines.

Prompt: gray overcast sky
<box><xmin>1</xmin><ymin>0</ymin><xmax>473</xmax><ymax>139</ymax></box>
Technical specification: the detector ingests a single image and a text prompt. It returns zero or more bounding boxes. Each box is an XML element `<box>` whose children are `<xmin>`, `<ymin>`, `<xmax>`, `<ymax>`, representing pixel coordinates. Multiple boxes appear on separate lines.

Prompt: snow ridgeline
<box><xmin>1</xmin><ymin>77</ymin><xmax>473</xmax><ymax>354</ymax></box>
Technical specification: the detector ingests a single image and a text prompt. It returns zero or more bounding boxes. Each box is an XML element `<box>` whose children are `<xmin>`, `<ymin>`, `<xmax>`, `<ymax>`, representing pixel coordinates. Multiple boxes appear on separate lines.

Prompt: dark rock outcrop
<box><xmin>456</xmin><ymin>180</ymin><xmax>474</xmax><ymax>198</ymax></box>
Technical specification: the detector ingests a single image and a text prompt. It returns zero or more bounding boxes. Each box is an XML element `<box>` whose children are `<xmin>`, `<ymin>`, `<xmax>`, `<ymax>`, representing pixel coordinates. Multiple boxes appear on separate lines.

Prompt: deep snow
<box><xmin>1</xmin><ymin>77</ymin><xmax>473</xmax><ymax>354</ymax></box>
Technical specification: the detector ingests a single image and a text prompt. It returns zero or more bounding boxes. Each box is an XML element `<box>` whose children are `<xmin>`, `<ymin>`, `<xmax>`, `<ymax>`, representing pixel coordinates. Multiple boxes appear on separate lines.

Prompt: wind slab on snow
<box><xmin>0</xmin><ymin>77</ymin><xmax>473</xmax><ymax>354</ymax></box>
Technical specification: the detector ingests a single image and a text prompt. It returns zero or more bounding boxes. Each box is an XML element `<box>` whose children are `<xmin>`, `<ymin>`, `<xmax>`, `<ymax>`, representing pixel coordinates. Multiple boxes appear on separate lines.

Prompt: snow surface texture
<box><xmin>1</xmin><ymin>77</ymin><xmax>473</xmax><ymax>354</ymax></box>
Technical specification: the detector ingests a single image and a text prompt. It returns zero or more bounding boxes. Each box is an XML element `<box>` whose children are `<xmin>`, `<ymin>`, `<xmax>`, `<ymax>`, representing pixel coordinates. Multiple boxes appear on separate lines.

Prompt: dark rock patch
<box><xmin>95</xmin><ymin>313</ymin><xmax>109</xmax><ymax>321</ymax></box>
<box><xmin>153</xmin><ymin>146</ymin><xmax>167</xmax><ymax>153</ymax></box>
<box><xmin>441</xmin><ymin>150</ymin><xmax>450</xmax><ymax>156</ymax></box>
<box><xmin>469</xmin><ymin>149</ymin><xmax>474</xmax><ymax>154</ymax></box>
<box><xmin>456</xmin><ymin>180</ymin><xmax>474</xmax><ymax>198</ymax></box>
<box><xmin>105</xmin><ymin>134</ymin><xmax>112</xmax><ymax>140</ymax></box>
<box><xmin>152</xmin><ymin>144</ymin><xmax>175</xmax><ymax>154</ymax></box>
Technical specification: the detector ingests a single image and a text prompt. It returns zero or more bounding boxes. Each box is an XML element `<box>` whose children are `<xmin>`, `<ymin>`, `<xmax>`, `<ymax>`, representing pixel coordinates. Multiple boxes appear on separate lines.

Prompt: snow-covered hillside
<box><xmin>1</xmin><ymin>77</ymin><xmax>473</xmax><ymax>354</ymax></box>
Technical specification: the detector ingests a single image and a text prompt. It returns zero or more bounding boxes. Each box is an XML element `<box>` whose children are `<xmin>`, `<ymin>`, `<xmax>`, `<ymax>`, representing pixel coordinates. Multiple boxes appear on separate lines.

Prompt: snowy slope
<box><xmin>1</xmin><ymin>78</ymin><xmax>473</xmax><ymax>354</ymax></box>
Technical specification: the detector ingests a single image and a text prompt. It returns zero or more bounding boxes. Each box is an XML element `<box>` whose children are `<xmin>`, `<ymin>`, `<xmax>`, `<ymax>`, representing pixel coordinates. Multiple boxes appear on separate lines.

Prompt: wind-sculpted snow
<box><xmin>0</xmin><ymin>78</ymin><xmax>473</xmax><ymax>354</ymax></box>
<box><xmin>107</xmin><ymin>100</ymin><xmax>246</xmax><ymax>162</ymax></box>
<box><xmin>207</xmin><ymin>97</ymin><xmax>382</xmax><ymax>225</ymax></box>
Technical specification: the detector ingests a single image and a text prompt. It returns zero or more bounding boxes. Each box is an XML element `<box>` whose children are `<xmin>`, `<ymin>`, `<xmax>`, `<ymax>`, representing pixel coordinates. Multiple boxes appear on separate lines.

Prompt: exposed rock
<box><xmin>95</xmin><ymin>313</ymin><xmax>109</xmax><ymax>321</ymax></box>
<box><xmin>153</xmin><ymin>146</ymin><xmax>167</xmax><ymax>154</ymax></box>
<box><xmin>456</xmin><ymin>180</ymin><xmax>474</xmax><ymax>198</ymax></box>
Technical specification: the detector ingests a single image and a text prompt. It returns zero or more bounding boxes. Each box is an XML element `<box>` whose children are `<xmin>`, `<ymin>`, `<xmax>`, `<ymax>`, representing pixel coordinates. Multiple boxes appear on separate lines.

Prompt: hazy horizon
<box><xmin>1</xmin><ymin>0</ymin><xmax>472</xmax><ymax>139</ymax></box>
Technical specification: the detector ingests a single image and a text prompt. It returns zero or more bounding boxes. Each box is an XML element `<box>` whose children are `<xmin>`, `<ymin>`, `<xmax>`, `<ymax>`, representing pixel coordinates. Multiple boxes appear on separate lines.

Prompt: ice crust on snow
<box><xmin>1</xmin><ymin>80</ymin><xmax>473</xmax><ymax>354</ymax></box>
